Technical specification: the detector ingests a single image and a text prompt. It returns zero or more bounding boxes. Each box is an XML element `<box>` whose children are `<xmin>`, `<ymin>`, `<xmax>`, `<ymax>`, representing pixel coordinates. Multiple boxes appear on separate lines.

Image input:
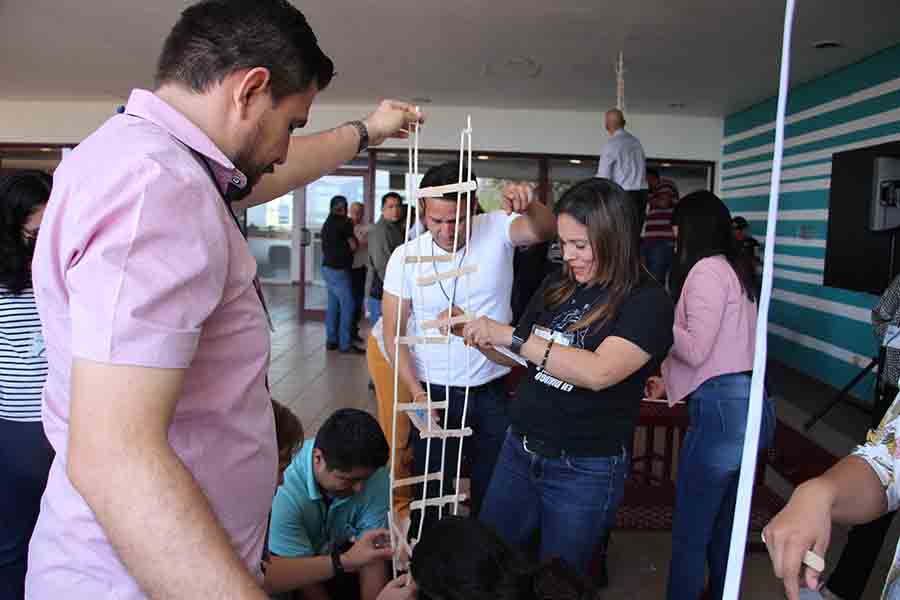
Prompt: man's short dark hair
<box><xmin>647</xmin><ymin>167</ymin><xmax>660</xmax><ymax>179</ymax></box>
<box><xmin>420</xmin><ymin>162</ymin><xmax>478</xmax><ymax>200</ymax></box>
<box><xmin>330</xmin><ymin>195</ymin><xmax>348</xmax><ymax>213</ymax></box>
<box><xmin>314</xmin><ymin>409</ymin><xmax>388</xmax><ymax>472</ymax></box>
<box><xmin>382</xmin><ymin>192</ymin><xmax>403</xmax><ymax>207</ymax></box>
<box><xmin>155</xmin><ymin>0</ymin><xmax>334</xmax><ymax>102</ymax></box>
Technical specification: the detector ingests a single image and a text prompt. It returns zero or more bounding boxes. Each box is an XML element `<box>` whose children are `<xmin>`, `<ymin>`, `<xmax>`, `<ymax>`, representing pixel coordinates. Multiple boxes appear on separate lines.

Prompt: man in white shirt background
<box><xmin>596</xmin><ymin>108</ymin><xmax>649</xmax><ymax>235</ymax></box>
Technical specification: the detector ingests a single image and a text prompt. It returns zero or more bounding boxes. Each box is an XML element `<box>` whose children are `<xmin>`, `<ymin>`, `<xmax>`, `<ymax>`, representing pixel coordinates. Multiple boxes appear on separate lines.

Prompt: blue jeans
<box><xmin>410</xmin><ymin>379</ymin><xmax>510</xmax><ymax>537</ymax></box>
<box><xmin>666</xmin><ymin>373</ymin><xmax>776</xmax><ymax>600</ymax></box>
<box><xmin>321</xmin><ymin>266</ymin><xmax>355</xmax><ymax>351</ymax></box>
<box><xmin>479</xmin><ymin>431</ymin><xmax>629</xmax><ymax>577</ymax></box>
<box><xmin>366</xmin><ymin>297</ymin><xmax>382</xmax><ymax>324</ymax></box>
<box><xmin>641</xmin><ymin>239</ymin><xmax>674</xmax><ymax>285</ymax></box>
<box><xmin>0</xmin><ymin>419</ymin><xmax>54</xmax><ymax>600</ymax></box>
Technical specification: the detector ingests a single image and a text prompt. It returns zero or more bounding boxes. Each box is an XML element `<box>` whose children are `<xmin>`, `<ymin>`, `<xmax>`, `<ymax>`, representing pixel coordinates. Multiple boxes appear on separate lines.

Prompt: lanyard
<box><xmin>192</xmin><ymin>152</ymin><xmax>275</xmax><ymax>333</ymax></box>
<box><xmin>432</xmin><ymin>239</ymin><xmax>467</xmax><ymax>305</ymax></box>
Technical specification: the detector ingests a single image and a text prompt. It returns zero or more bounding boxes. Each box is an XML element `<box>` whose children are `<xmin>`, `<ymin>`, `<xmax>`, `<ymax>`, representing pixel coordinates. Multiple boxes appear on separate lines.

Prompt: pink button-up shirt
<box><xmin>662</xmin><ymin>255</ymin><xmax>757</xmax><ymax>403</ymax></box>
<box><xmin>26</xmin><ymin>89</ymin><xmax>277</xmax><ymax>598</ymax></box>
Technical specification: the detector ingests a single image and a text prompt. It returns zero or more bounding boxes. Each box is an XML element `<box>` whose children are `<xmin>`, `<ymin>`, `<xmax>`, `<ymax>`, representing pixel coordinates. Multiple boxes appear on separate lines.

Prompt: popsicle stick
<box><xmin>416</xmin><ymin>264</ymin><xmax>478</xmax><ymax>286</ymax></box>
<box><xmin>416</xmin><ymin>180</ymin><xmax>477</xmax><ymax>199</ymax></box>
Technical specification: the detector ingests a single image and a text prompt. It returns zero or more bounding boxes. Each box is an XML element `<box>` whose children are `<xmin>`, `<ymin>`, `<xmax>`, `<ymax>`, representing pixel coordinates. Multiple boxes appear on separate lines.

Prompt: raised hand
<box><xmin>363</xmin><ymin>101</ymin><xmax>426</xmax><ymax>146</ymax></box>
<box><xmin>500</xmin><ymin>183</ymin><xmax>536</xmax><ymax>215</ymax></box>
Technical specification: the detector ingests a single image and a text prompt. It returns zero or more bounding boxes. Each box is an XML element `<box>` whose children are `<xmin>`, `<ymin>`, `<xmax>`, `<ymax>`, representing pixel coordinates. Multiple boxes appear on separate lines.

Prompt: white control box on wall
<box><xmin>871</xmin><ymin>156</ymin><xmax>900</xmax><ymax>231</ymax></box>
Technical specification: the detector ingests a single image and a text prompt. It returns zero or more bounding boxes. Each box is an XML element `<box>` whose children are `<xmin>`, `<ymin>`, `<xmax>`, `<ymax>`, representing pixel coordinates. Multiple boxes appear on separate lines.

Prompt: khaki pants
<box><xmin>366</xmin><ymin>334</ymin><xmax>412</xmax><ymax>513</ymax></box>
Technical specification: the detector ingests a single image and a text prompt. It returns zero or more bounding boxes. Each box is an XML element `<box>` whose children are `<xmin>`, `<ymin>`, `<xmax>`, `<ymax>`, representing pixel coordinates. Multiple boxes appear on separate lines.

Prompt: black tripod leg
<box><xmin>804</xmin><ymin>357</ymin><xmax>880</xmax><ymax>431</ymax></box>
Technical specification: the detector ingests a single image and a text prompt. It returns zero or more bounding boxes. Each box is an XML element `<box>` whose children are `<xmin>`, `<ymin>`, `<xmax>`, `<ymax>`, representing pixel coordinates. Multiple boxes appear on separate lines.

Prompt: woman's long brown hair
<box><xmin>545</xmin><ymin>178</ymin><xmax>642</xmax><ymax>332</ymax></box>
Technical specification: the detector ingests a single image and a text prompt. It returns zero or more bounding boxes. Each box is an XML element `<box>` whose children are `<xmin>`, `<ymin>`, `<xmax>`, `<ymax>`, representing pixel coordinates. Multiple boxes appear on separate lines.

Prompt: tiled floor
<box><xmin>261</xmin><ymin>285</ymin><xmax>889</xmax><ymax>599</ymax></box>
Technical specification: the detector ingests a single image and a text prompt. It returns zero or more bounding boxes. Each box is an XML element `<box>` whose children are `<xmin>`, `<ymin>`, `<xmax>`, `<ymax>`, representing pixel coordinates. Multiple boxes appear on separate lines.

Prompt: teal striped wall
<box><xmin>722</xmin><ymin>43</ymin><xmax>900</xmax><ymax>402</ymax></box>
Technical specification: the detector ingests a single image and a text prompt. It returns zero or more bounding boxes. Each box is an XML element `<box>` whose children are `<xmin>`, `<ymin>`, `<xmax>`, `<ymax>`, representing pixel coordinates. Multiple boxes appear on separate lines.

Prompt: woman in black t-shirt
<box><xmin>461</xmin><ymin>178</ymin><xmax>674</xmax><ymax>584</ymax></box>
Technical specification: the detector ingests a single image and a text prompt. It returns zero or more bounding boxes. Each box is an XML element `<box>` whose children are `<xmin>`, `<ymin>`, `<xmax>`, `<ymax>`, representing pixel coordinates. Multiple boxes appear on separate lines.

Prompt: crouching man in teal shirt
<box><xmin>267</xmin><ymin>409</ymin><xmax>393</xmax><ymax>600</ymax></box>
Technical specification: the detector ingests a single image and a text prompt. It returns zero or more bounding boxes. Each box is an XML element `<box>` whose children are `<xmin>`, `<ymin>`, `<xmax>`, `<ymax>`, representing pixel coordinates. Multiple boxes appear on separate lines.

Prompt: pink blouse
<box><xmin>662</xmin><ymin>256</ymin><xmax>757</xmax><ymax>403</ymax></box>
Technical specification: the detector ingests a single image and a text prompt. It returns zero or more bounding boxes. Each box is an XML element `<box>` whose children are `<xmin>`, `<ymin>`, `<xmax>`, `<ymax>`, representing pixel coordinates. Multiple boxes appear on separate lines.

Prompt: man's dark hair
<box><xmin>314</xmin><ymin>408</ymin><xmax>388</xmax><ymax>472</ymax></box>
<box><xmin>155</xmin><ymin>0</ymin><xmax>335</xmax><ymax>102</ymax></box>
<box><xmin>330</xmin><ymin>195</ymin><xmax>348</xmax><ymax>213</ymax></box>
<box><xmin>420</xmin><ymin>162</ymin><xmax>478</xmax><ymax>200</ymax></box>
<box><xmin>271</xmin><ymin>399</ymin><xmax>303</xmax><ymax>458</ymax></box>
<box><xmin>381</xmin><ymin>192</ymin><xmax>402</xmax><ymax>207</ymax></box>
<box><xmin>646</xmin><ymin>167</ymin><xmax>660</xmax><ymax>179</ymax></box>
<box><xmin>0</xmin><ymin>170</ymin><xmax>52</xmax><ymax>295</ymax></box>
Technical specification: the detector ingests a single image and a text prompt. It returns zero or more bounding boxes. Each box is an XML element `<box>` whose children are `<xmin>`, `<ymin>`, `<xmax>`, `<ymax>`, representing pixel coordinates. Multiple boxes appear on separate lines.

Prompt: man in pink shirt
<box><xmin>26</xmin><ymin>1</ymin><xmax>420</xmax><ymax>598</ymax></box>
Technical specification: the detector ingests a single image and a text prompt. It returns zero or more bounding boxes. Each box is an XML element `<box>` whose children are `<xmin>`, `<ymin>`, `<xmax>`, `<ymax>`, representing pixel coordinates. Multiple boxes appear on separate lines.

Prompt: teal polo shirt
<box><xmin>269</xmin><ymin>439</ymin><xmax>389</xmax><ymax>557</ymax></box>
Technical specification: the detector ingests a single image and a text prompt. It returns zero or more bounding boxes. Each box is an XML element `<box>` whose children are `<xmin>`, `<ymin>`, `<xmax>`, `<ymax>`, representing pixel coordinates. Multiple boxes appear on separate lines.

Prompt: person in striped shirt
<box><xmin>0</xmin><ymin>170</ymin><xmax>53</xmax><ymax>599</ymax></box>
<box><xmin>641</xmin><ymin>180</ymin><xmax>678</xmax><ymax>286</ymax></box>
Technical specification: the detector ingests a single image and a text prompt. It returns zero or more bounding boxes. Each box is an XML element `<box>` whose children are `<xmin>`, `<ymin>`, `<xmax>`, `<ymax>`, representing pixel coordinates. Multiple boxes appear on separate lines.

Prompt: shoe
<box><xmin>368</xmin><ymin>380</ymin><xmax>376</xmax><ymax>391</ymax></box>
<box><xmin>339</xmin><ymin>346</ymin><xmax>366</xmax><ymax>355</ymax></box>
<box><xmin>326</xmin><ymin>343</ymin><xmax>338</xmax><ymax>351</ymax></box>
<box><xmin>352</xmin><ymin>334</ymin><xmax>364</xmax><ymax>344</ymax></box>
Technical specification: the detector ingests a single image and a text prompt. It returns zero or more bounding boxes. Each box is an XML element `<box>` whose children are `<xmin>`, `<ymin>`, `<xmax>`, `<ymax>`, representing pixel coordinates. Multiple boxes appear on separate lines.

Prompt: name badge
<box><xmin>885</xmin><ymin>325</ymin><xmax>900</xmax><ymax>349</ymax></box>
<box><xmin>532</xmin><ymin>325</ymin><xmax>574</xmax><ymax>347</ymax></box>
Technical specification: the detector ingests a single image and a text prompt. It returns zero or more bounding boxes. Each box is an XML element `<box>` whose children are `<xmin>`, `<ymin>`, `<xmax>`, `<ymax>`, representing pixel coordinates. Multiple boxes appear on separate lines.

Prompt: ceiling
<box><xmin>2</xmin><ymin>1</ymin><xmax>899</xmax><ymax>117</ymax></box>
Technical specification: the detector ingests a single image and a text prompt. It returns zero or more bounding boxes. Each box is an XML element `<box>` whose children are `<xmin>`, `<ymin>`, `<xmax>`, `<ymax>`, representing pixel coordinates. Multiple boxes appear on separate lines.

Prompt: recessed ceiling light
<box><xmin>384</xmin><ymin>152</ymin><xmax>398</xmax><ymax>158</ymax></box>
<box><xmin>668</xmin><ymin>103</ymin><xmax>686</xmax><ymax>109</ymax></box>
<box><xmin>477</xmin><ymin>155</ymin><xmax>490</xmax><ymax>160</ymax></box>
<box><xmin>813</xmin><ymin>40</ymin><xmax>842</xmax><ymax>49</ymax></box>
<box><xmin>41</xmin><ymin>147</ymin><xmax>54</xmax><ymax>152</ymax></box>
<box><xmin>569</xmin><ymin>159</ymin><xmax>582</xmax><ymax>165</ymax></box>
<box><xmin>662</xmin><ymin>162</ymin><xmax>672</xmax><ymax>167</ymax></box>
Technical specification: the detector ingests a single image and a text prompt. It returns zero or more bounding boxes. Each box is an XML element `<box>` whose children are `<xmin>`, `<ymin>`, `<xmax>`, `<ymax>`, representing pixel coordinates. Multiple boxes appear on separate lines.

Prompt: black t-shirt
<box><xmin>321</xmin><ymin>213</ymin><xmax>355</xmax><ymax>270</ymax></box>
<box><xmin>510</xmin><ymin>274</ymin><xmax>674</xmax><ymax>456</ymax></box>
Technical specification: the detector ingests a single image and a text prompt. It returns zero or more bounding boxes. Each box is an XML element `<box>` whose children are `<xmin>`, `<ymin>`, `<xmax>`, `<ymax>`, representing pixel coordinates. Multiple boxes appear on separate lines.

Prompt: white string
<box><xmin>388</xmin><ymin>118</ymin><xmax>422</xmax><ymax>578</ymax></box>
<box><xmin>411</xmin><ymin>121</ymin><xmax>438</xmax><ymax>544</ymax></box>
<box><xmin>722</xmin><ymin>0</ymin><xmax>795</xmax><ymax>596</ymax></box>
<box><xmin>452</xmin><ymin>116</ymin><xmax>474</xmax><ymax>515</ymax></box>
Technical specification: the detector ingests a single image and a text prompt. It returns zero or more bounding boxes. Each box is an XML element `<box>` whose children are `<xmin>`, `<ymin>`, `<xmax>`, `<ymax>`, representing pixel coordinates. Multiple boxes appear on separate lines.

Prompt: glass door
<box><xmin>246</xmin><ymin>192</ymin><xmax>297</xmax><ymax>284</ymax></box>
<box><xmin>300</xmin><ymin>169</ymin><xmax>368</xmax><ymax>319</ymax></box>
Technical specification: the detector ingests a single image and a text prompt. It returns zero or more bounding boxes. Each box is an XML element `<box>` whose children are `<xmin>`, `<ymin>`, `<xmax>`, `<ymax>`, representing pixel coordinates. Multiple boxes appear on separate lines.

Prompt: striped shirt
<box><xmin>0</xmin><ymin>287</ymin><xmax>47</xmax><ymax>422</ymax></box>
<box><xmin>643</xmin><ymin>207</ymin><xmax>675</xmax><ymax>240</ymax></box>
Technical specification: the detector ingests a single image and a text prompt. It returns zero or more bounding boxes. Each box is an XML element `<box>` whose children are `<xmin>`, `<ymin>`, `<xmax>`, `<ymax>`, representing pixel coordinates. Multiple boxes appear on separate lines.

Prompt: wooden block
<box><xmin>395</xmin><ymin>401</ymin><xmax>449</xmax><ymax>411</ymax></box>
<box><xmin>415</xmin><ymin>264</ymin><xmax>478</xmax><ymax>286</ymax></box>
<box><xmin>396</xmin><ymin>336</ymin><xmax>450</xmax><ymax>345</ymax></box>
<box><xmin>416</xmin><ymin>180</ymin><xmax>477</xmax><ymax>199</ymax></box>
<box><xmin>410</xmin><ymin>493</ymin><xmax>468</xmax><ymax>512</ymax></box>
<box><xmin>404</xmin><ymin>255</ymin><xmax>454</xmax><ymax>264</ymax></box>
<box><xmin>407</xmin><ymin>411</ymin><xmax>473</xmax><ymax>439</ymax></box>
<box><xmin>420</xmin><ymin>314</ymin><xmax>474</xmax><ymax>330</ymax></box>
<box><xmin>392</xmin><ymin>473</ymin><xmax>443</xmax><ymax>488</ymax></box>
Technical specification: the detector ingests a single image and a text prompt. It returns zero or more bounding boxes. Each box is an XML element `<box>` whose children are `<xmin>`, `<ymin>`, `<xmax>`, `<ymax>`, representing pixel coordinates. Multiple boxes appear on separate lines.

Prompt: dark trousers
<box><xmin>627</xmin><ymin>190</ymin><xmax>649</xmax><ymax>238</ymax></box>
<box><xmin>0</xmin><ymin>419</ymin><xmax>54</xmax><ymax>600</ymax></box>
<box><xmin>826</xmin><ymin>383</ymin><xmax>899</xmax><ymax>599</ymax></box>
<box><xmin>409</xmin><ymin>379</ymin><xmax>510</xmax><ymax>540</ymax></box>
<box><xmin>351</xmin><ymin>267</ymin><xmax>367</xmax><ymax>339</ymax></box>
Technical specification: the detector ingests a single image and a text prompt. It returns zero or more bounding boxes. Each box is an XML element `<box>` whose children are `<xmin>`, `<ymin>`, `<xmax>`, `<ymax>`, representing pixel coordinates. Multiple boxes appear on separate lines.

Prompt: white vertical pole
<box><xmin>722</xmin><ymin>1</ymin><xmax>796</xmax><ymax>597</ymax></box>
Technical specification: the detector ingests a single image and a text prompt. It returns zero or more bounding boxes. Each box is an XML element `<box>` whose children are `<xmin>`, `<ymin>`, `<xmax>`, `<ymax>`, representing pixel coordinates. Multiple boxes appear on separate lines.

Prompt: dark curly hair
<box><xmin>0</xmin><ymin>170</ymin><xmax>52</xmax><ymax>295</ymax></box>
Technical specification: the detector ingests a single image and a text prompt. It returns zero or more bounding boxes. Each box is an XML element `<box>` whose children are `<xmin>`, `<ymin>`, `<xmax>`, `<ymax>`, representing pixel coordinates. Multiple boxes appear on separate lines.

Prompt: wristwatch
<box><xmin>331</xmin><ymin>547</ymin><xmax>346</xmax><ymax>576</ymax></box>
<box><xmin>510</xmin><ymin>333</ymin><xmax>526</xmax><ymax>355</ymax></box>
<box><xmin>347</xmin><ymin>120</ymin><xmax>369</xmax><ymax>154</ymax></box>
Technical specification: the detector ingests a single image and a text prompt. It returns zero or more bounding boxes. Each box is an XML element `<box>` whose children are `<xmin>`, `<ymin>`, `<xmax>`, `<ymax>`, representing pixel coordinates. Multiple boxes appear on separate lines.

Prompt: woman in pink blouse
<box><xmin>646</xmin><ymin>191</ymin><xmax>775</xmax><ymax>600</ymax></box>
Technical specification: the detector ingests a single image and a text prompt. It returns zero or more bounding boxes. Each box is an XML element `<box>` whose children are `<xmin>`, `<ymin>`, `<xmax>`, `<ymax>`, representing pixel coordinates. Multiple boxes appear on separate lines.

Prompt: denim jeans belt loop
<box><xmin>512</xmin><ymin>428</ymin><xmax>567</xmax><ymax>459</ymax></box>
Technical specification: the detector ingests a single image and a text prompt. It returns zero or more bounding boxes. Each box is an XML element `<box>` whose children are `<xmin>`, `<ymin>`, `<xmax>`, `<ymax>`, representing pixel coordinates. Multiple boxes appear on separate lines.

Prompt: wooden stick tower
<box><xmin>387</xmin><ymin>116</ymin><xmax>478</xmax><ymax>576</ymax></box>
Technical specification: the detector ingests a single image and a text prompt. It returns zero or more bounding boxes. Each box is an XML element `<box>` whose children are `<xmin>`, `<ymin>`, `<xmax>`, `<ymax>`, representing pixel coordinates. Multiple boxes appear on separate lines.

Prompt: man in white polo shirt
<box><xmin>382</xmin><ymin>161</ymin><xmax>556</xmax><ymax>532</ymax></box>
